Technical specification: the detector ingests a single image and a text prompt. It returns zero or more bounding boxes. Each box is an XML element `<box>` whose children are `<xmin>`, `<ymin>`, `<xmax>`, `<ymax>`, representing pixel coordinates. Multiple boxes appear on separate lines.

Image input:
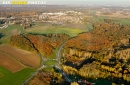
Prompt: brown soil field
<box><xmin>0</xmin><ymin>44</ymin><xmax>40</xmax><ymax>68</ymax></box>
<box><xmin>28</xmin><ymin>77</ymin><xmax>47</xmax><ymax>85</ymax></box>
<box><xmin>0</xmin><ymin>51</ymin><xmax>25</xmax><ymax>72</ymax></box>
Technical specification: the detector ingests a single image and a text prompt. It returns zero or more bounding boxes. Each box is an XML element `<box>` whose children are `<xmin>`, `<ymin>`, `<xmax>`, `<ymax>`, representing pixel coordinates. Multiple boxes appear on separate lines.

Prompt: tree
<box><xmin>70</xmin><ymin>82</ymin><xmax>79</xmax><ymax>85</ymax></box>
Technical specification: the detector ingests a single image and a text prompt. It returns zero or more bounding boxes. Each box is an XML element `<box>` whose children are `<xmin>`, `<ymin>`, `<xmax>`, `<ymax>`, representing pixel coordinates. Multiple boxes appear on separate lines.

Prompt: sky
<box><xmin>45</xmin><ymin>0</ymin><xmax>130</xmax><ymax>4</ymax></box>
<box><xmin>0</xmin><ymin>0</ymin><xmax>130</xmax><ymax>5</ymax></box>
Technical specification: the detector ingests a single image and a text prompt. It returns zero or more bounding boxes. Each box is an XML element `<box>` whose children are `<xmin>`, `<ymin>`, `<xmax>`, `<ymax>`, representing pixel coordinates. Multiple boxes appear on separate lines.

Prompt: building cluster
<box><xmin>95</xmin><ymin>8</ymin><xmax>130</xmax><ymax>16</ymax></box>
<box><xmin>0</xmin><ymin>16</ymin><xmax>33</xmax><ymax>29</ymax></box>
<box><xmin>0</xmin><ymin>10</ymin><xmax>84</xmax><ymax>29</ymax></box>
<box><xmin>39</xmin><ymin>11</ymin><xmax>83</xmax><ymax>24</ymax></box>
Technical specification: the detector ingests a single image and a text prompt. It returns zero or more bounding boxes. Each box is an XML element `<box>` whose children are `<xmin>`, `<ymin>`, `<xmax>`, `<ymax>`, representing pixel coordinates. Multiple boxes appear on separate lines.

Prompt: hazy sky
<box><xmin>46</xmin><ymin>0</ymin><xmax>130</xmax><ymax>4</ymax></box>
<box><xmin>0</xmin><ymin>0</ymin><xmax>130</xmax><ymax>5</ymax></box>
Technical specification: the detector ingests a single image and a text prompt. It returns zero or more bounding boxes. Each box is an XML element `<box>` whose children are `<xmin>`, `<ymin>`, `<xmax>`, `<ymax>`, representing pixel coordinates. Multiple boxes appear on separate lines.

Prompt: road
<box><xmin>55</xmin><ymin>66</ymin><xmax>72</xmax><ymax>83</ymax></box>
<box><xmin>22</xmin><ymin>52</ymin><xmax>46</xmax><ymax>85</ymax></box>
<box><xmin>56</xmin><ymin>42</ymin><xmax>66</xmax><ymax>66</ymax></box>
<box><xmin>55</xmin><ymin>42</ymin><xmax>72</xmax><ymax>83</ymax></box>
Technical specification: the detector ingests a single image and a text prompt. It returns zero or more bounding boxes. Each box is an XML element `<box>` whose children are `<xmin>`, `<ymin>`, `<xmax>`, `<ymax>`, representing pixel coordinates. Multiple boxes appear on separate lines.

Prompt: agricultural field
<box><xmin>25</xmin><ymin>22</ymin><xmax>90</xmax><ymax>37</ymax></box>
<box><xmin>0</xmin><ymin>72</ymin><xmax>3</xmax><ymax>78</ymax></box>
<box><xmin>112</xmin><ymin>18</ymin><xmax>130</xmax><ymax>25</ymax></box>
<box><xmin>0</xmin><ymin>44</ymin><xmax>40</xmax><ymax>85</ymax></box>
<box><xmin>0</xmin><ymin>66</ymin><xmax>35</xmax><ymax>85</ymax></box>
<box><xmin>0</xmin><ymin>51</ymin><xmax>25</xmax><ymax>72</ymax></box>
<box><xmin>97</xmin><ymin>13</ymin><xmax>130</xmax><ymax>20</ymax></box>
<box><xmin>0</xmin><ymin>25</ymin><xmax>22</xmax><ymax>44</ymax></box>
<box><xmin>91</xmin><ymin>16</ymin><xmax>130</xmax><ymax>25</ymax></box>
<box><xmin>0</xmin><ymin>24</ymin><xmax>40</xmax><ymax>85</ymax></box>
<box><xmin>0</xmin><ymin>44</ymin><xmax>40</xmax><ymax>68</ymax></box>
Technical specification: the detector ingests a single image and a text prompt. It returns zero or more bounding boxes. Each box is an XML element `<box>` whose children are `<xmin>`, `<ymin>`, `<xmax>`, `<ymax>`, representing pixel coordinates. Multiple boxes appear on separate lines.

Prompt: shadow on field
<box><xmin>0</xmin><ymin>33</ymin><xmax>5</xmax><ymax>39</ymax></box>
<box><xmin>28</xmin><ymin>33</ymin><xmax>46</xmax><ymax>36</ymax></box>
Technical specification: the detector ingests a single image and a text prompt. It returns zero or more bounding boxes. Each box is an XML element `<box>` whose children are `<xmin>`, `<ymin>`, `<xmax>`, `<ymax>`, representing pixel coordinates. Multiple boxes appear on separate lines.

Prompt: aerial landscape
<box><xmin>0</xmin><ymin>0</ymin><xmax>130</xmax><ymax>85</ymax></box>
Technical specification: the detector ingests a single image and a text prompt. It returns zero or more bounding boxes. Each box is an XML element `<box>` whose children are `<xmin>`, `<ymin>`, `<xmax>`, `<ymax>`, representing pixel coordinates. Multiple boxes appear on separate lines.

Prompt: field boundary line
<box><xmin>0</xmin><ymin>50</ymin><xmax>33</xmax><ymax>68</ymax></box>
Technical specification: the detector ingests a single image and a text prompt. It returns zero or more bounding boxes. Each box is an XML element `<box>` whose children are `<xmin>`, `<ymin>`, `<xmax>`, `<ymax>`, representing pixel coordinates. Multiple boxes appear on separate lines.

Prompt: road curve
<box><xmin>55</xmin><ymin>42</ymin><xmax>72</xmax><ymax>83</ymax></box>
<box><xmin>56</xmin><ymin>42</ymin><xmax>66</xmax><ymax>66</ymax></box>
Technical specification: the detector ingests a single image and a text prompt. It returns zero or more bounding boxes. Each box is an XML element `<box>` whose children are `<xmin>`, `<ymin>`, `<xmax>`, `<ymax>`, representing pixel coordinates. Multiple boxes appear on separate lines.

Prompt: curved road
<box><xmin>55</xmin><ymin>42</ymin><xmax>72</xmax><ymax>83</ymax></box>
<box><xmin>56</xmin><ymin>42</ymin><xmax>66</xmax><ymax>66</ymax></box>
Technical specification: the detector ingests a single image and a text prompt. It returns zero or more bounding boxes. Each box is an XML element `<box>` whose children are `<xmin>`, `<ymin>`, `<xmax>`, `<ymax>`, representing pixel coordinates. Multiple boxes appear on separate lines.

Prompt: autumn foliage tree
<box><xmin>9</xmin><ymin>34</ymin><xmax>69</xmax><ymax>57</ymax></box>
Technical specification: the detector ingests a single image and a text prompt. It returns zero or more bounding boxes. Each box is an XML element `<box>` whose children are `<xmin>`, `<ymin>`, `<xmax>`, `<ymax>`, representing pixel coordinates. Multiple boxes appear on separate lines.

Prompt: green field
<box><xmin>90</xmin><ymin>16</ymin><xmax>106</xmax><ymax>23</ymax></box>
<box><xmin>91</xmin><ymin>16</ymin><xmax>130</xmax><ymax>25</ymax></box>
<box><xmin>0</xmin><ymin>66</ymin><xmax>35</xmax><ymax>85</ymax></box>
<box><xmin>43</xmin><ymin>49</ymin><xmax>58</xmax><ymax>71</ymax></box>
<box><xmin>47</xmin><ymin>49</ymin><xmax>58</xmax><ymax>59</ymax></box>
<box><xmin>0</xmin><ymin>25</ymin><xmax>22</xmax><ymax>43</ymax></box>
<box><xmin>42</xmin><ymin>66</ymin><xmax>54</xmax><ymax>72</ymax></box>
<box><xmin>27</xmin><ymin>27</ymin><xmax>86</xmax><ymax>37</ymax></box>
<box><xmin>112</xmin><ymin>18</ymin><xmax>130</xmax><ymax>25</ymax></box>
<box><xmin>25</xmin><ymin>22</ymin><xmax>90</xmax><ymax>37</ymax></box>
<box><xmin>0</xmin><ymin>72</ymin><xmax>3</xmax><ymax>78</ymax></box>
<box><xmin>44</xmin><ymin>60</ymin><xmax>57</xmax><ymax>66</ymax></box>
